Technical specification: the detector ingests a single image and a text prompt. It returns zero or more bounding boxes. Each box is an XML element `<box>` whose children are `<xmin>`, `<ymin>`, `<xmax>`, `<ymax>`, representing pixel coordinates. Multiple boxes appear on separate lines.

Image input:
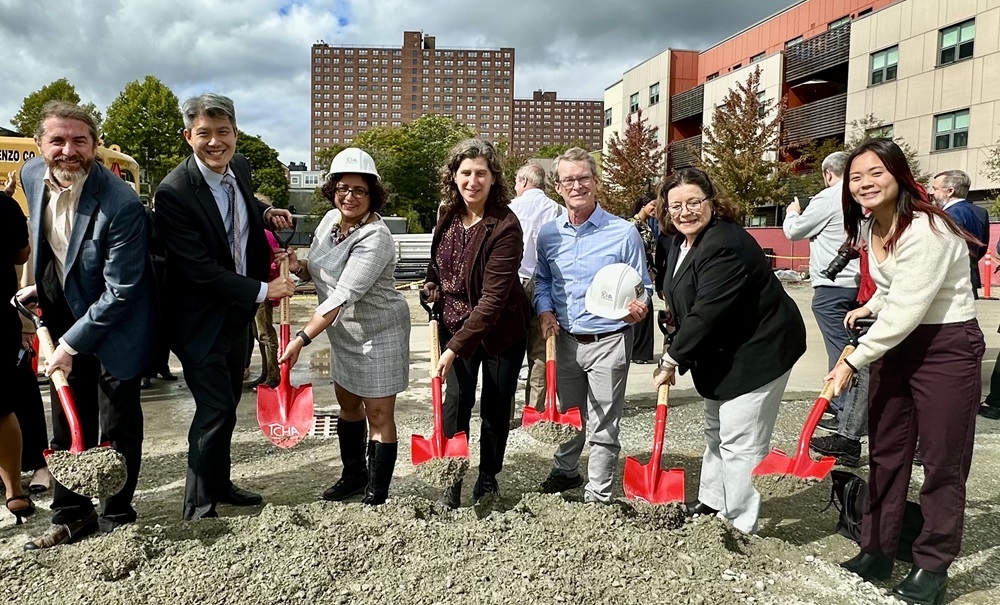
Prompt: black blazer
<box><xmin>655</xmin><ymin>219</ymin><xmax>806</xmax><ymax>400</ymax></box>
<box><xmin>154</xmin><ymin>153</ymin><xmax>272</xmax><ymax>363</ymax></box>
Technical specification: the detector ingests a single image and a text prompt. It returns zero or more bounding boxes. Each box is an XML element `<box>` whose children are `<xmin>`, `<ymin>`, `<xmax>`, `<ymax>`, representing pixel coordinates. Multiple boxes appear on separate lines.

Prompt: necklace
<box><xmin>334</xmin><ymin>212</ymin><xmax>371</xmax><ymax>244</ymax></box>
<box><xmin>872</xmin><ymin>218</ymin><xmax>896</xmax><ymax>250</ymax></box>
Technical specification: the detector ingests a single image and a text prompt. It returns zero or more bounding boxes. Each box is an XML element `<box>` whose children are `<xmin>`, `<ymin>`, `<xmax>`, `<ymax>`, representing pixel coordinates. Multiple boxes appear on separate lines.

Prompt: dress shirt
<box><xmin>509</xmin><ymin>188</ymin><xmax>566</xmax><ymax>281</ymax></box>
<box><xmin>42</xmin><ymin>168</ymin><xmax>89</xmax><ymax>286</ymax></box>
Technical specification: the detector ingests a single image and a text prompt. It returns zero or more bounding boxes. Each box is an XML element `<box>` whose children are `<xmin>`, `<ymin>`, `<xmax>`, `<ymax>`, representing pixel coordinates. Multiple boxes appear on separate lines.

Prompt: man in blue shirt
<box><xmin>534</xmin><ymin>147</ymin><xmax>652</xmax><ymax>503</ymax></box>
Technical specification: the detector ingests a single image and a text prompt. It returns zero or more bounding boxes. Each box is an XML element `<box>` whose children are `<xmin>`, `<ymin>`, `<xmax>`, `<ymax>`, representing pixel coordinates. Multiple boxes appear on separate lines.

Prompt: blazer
<box><xmin>426</xmin><ymin>202</ymin><xmax>530</xmax><ymax>359</ymax></box>
<box><xmin>21</xmin><ymin>157</ymin><xmax>155</xmax><ymax>380</ymax></box>
<box><xmin>154</xmin><ymin>154</ymin><xmax>272</xmax><ymax>363</ymax></box>
<box><xmin>655</xmin><ymin>219</ymin><xmax>806</xmax><ymax>400</ymax></box>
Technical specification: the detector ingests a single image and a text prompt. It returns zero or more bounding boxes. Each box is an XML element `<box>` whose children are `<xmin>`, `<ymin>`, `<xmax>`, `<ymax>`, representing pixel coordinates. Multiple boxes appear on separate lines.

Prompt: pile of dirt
<box><xmin>523</xmin><ymin>419</ymin><xmax>581</xmax><ymax>445</ymax></box>
<box><xmin>45</xmin><ymin>447</ymin><xmax>128</xmax><ymax>499</ymax></box>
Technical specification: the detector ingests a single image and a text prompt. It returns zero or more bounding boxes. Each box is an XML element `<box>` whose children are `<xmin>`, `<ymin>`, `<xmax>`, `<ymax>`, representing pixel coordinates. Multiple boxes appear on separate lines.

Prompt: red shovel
<box><xmin>623</xmin><ymin>384</ymin><xmax>686</xmax><ymax>504</ymax></box>
<box><xmin>522</xmin><ymin>333</ymin><xmax>583</xmax><ymax>431</ymax></box>
<box><xmin>411</xmin><ymin>297</ymin><xmax>469</xmax><ymax>466</ymax></box>
<box><xmin>753</xmin><ymin>345</ymin><xmax>856</xmax><ymax>480</ymax></box>
<box><xmin>257</xmin><ymin>256</ymin><xmax>314</xmax><ymax>448</ymax></box>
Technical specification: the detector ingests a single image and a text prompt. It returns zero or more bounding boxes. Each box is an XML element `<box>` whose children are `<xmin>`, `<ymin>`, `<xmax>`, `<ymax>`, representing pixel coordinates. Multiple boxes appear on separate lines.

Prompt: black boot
<box><xmin>472</xmin><ymin>471</ymin><xmax>499</xmax><ymax>503</ymax></box>
<box><xmin>891</xmin><ymin>566</ymin><xmax>948</xmax><ymax>605</ymax></box>
<box><xmin>361</xmin><ymin>441</ymin><xmax>397</xmax><ymax>506</ymax></box>
<box><xmin>841</xmin><ymin>551</ymin><xmax>894</xmax><ymax>583</ymax></box>
<box><xmin>322</xmin><ymin>418</ymin><xmax>369</xmax><ymax>501</ymax></box>
<box><xmin>439</xmin><ymin>480</ymin><xmax>462</xmax><ymax>509</ymax></box>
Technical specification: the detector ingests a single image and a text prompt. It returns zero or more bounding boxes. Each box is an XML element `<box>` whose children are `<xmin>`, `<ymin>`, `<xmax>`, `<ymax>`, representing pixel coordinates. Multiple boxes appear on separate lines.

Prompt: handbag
<box><xmin>827</xmin><ymin>470</ymin><xmax>924</xmax><ymax>563</ymax></box>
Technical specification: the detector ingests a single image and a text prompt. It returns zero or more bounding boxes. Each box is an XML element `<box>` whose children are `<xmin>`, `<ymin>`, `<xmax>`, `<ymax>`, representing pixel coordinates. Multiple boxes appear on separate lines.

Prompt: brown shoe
<box><xmin>24</xmin><ymin>509</ymin><xmax>98</xmax><ymax>551</ymax></box>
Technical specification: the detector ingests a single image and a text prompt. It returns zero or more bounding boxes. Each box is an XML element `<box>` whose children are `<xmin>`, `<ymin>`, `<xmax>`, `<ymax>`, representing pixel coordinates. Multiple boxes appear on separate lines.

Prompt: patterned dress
<box><xmin>308</xmin><ymin>210</ymin><xmax>410</xmax><ymax>397</ymax></box>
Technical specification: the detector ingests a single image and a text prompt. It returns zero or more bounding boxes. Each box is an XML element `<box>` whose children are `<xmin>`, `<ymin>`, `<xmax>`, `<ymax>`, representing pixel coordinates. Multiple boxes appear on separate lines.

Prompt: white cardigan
<box><xmin>846</xmin><ymin>212</ymin><xmax>977</xmax><ymax>369</ymax></box>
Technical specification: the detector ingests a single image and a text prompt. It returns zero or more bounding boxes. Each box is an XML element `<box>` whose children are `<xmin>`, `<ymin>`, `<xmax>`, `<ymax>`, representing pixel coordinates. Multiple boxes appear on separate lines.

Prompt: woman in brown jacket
<box><xmin>423</xmin><ymin>138</ymin><xmax>530</xmax><ymax>508</ymax></box>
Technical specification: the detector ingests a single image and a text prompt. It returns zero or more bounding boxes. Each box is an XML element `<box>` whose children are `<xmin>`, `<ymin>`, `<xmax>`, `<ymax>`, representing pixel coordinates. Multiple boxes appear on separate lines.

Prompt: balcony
<box><xmin>782</xmin><ymin>92</ymin><xmax>847</xmax><ymax>145</ymax></box>
<box><xmin>670</xmin><ymin>84</ymin><xmax>704</xmax><ymax>122</ymax></box>
<box><xmin>668</xmin><ymin>134</ymin><xmax>702</xmax><ymax>172</ymax></box>
<box><xmin>784</xmin><ymin>23</ymin><xmax>851</xmax><ymax>83</ymax></box>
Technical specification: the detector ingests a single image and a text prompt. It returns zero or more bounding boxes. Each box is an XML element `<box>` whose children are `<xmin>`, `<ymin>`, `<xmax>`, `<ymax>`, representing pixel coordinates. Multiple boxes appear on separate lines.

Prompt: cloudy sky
<box><xmin>2</xmin><ymin>0</ymin><xmax>792</xmax><ymax>164</ymax></box>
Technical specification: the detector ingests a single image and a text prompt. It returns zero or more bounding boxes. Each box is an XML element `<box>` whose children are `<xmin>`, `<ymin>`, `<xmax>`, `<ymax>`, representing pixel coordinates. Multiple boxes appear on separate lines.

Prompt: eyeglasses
<box><xmin>334</xmin><ymin>185</ymin><xmax>369</xmax><ymax>199</ymax></box>
<box><xmin>557</xmin><ymin>175</ymin><xmax>594</xmax><ymax>188</ymax></box>
<box><xmin>667</xmin><ymin>198</ymin><xmax>711</xmax><ymax>215</ymax></box>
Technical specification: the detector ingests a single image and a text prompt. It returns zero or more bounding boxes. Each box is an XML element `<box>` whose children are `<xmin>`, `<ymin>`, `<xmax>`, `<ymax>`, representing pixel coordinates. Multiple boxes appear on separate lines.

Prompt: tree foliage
<box><xmin>236</xmin><ymin>133</ymin><xmax>289</xmax><ymax>208</ymax></box>
<box><xmin>101</xmin><ymin>76</ymin><xmax>186</xmax><ymax>192</ymax></box>
<box><xmin>494</xmin><ymin>137</ymin><xmax>530</xmax><ymax>193</ymax></box>
<box><xmin>698</xmin><ymin>66</ymin><xmax>798</xmax><ymax>219</ymax></box>
<box><xmin>601</xmin><ymin>108</ymin><xmax>663</xmax><ymax>217</ymax></box>
<box><xmin>12</xmin><ymin>78</ymin><xmax>102</xmax><ymax>136</ymax></box>
<box><xmin>535</xmin><ymin>139</ymin><xmax>587</xmax><ymax>159</ymax></box>
<box><xmin>983</xmin><ymin>138</ymin><xmax>1000</xmax><ymax>218</ymax></box>
<box><xmin>314</xmin><ymin>144</ymin><xmax>346</xmax><ymax>174</ymax></box>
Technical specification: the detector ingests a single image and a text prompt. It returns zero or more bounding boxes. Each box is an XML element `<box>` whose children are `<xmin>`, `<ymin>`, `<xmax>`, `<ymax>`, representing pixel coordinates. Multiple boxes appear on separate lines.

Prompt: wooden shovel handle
<box><xmin>279</xmin><ymin>257</ymin><xmax>290</xmax><ymax>326</ymax></box>
<box><xmin>428</xmin><ymin>319</ymin><xmax>440</xmax><ymax>379</ymax></box>
<box><xmin>35</xmin><ymin>325</ymin><xmax>69</xmax><ymax>390</ymax></box>
<box><xmin>657</xmin><ymin>383</ymin><xmax>669</xmax><ymax>407</ymax></box>
<box><xmin>545</xmin><ymin>333</ymin><xmax>555</xmax><ymax>363</ymax></box>
<box><xmin>819</xmin><ymin>345</ymin><xmax>857</xmax><ymax>400</ymax></box>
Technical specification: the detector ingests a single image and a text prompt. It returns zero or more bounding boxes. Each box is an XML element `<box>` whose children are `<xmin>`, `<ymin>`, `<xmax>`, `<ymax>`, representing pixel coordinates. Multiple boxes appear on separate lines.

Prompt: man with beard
<box><xmin>17</xmin><ymin>101</ymin><xmax>155</xmax><ymax>549</ymax></box>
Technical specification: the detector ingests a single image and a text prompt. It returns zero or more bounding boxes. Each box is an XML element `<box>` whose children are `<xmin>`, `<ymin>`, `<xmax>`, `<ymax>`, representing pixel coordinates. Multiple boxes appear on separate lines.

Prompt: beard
<box><xmin>47</xmin><ymin>154</ymin><xmax>94</xmax><ymax>184</ymax></box>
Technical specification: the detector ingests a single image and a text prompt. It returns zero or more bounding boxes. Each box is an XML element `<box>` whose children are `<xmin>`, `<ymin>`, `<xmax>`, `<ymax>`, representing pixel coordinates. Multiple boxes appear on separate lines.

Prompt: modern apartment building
<box><xmin>513</xmin><ymin>90</ymin><xmax>603</xmax><ymax>154</ymax></box>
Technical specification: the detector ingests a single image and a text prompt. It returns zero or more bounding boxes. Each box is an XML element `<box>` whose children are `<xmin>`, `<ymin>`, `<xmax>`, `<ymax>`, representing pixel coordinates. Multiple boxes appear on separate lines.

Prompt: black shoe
<box><xmin>220</xmin><ymin>484</ymin><xmax>263</xmax><ymax>506</ymax></box>
<box><xmin>684</xmin><ymin>500</ymin><xmax>719</xmax><ymax>516</ymax></box>
<box><xmin>439</xmin><ymin>480</ymin><xmax>462</xmax><ymax>509</ymax></box>
<box><xmin>979</xmin><ymin>404</ymin><xmax>1000</xmax><ymax>420</ymax></box>
<box><xmin>361</xmin><ymin>441</ymin><xmax>397</xmax><ymax>506</ymax></box>
<box><xmin>809</xmin><ymin>434</ymin><xmax>862</xmax><ymax>467</ymax></box>
<box><xmin>140</xmin><ymin>377</ymin><xmax>152</xmax><ymax>390</ymax></box>
<box><xmin>322</xmin><ymin>472</ymin><xmax>368</xmax><ymax>501</ymax></box>
<box><xmin>540</xmin><ymin>472</ymin><xmax>584</xmax><ymax>494</ymax></box>
<box><xmin>841</xmin><ymin>551</ymin><xmax>894</xmax><ymax>583</ymax></box>
<box><xmin>6</xmin><ymin>495</ymin><xmax>36</xmax><ymax>525</ymax></box>
<box><xmin>158</xmin><ymin>368</ymin><xmax>178</xmax><ymax>381</ymax></box>
<box><xmin>817</xmin><ymin>415</ymin><xmax>840</xmax><ymax>433</ymax></box>
<box><xmin>252</xmin><ymin>379</ymin><xmax>279</xmax><ymax>392</ymax></box>
<box><xmin>24</xmin><ymin>509</ymin><xmax>98</xmax><ymax>551</ymax></box>
<box><xmin>472</xmin><ymin>472</ymin><xmax>499</xmax><ymax>503</ymax></box>
<box><xmin>891</xmin><ymin>566</ymin><xmax>948</xmax><ymax>605</ymax></box>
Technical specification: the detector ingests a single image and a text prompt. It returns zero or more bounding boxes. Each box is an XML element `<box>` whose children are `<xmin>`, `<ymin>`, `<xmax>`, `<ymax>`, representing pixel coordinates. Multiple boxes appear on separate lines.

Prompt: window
<box><xmin>785</xmin><ymin>36</ymin><xmax>803</xmax><ymax>49</ymax></box>
<box><xmin>732</xmin><ymin>63</ymin><xmax>742</xmax><ymax>71</ymax></box>
<box><xmin>750</xmin><ymin>52</ymin><xmax>766</xmax><ymax>63</ymax></box>
<box><xmin>629</xmin><ymin>92</ymin><xmax>639</xmax><ymax>113</ymax></box>
<box><xmin>939</xmin><ymin>19</ymin><xmax>975</xmax><ymax>65</ymax></box>
<box><xmin>649</xmin><ymin>82</ymin><xmax>660</xmax><ymax>105</ymax></box>
<box><xmin>706</xmin><ymin>72</ymin><xmax>719</xmax><ymax>81</ymax></box>
<box><xmin>756</xmin><ymin>92</ymin><xmax>767</xmax><ymax>118</ymax></box>
<box><xmin>934</xmin><ymin>110</ymin><xmax>969</xmax><ymax>151</ymax></box>
<box><xmin>870</xmin><ymin>46</ymin><xmax>898</xmax><ymax>85</ymax></box>
<box><xmin>829</xmin><ymin>15</ymin><xmax>850</xmax><ymax>29</ymax></box>
<box><xmin>866</xmin><ymin>124</ymin><xmax>894</xmax><ymax>139</ymax></box>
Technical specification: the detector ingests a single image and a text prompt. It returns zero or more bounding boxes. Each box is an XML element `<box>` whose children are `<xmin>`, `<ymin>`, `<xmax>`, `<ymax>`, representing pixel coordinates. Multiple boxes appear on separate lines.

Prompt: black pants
<box><xmin>441</xmin><ymin>326</ymin><xmax>524</xmax><ymax>476</ymax></box>
<box><xmin>180</xmin><ymin>322</ymin><xmax>249</xmax><ymax>520</ymax></box>
<box><xmin>630</xmin><ymin>300</ymin><xmax>654</xmax><ymax>362</ymax></box>
<box><xmin>12</xmin><ymin>357</ymin><xmax>48</xmax><ymax>471</ymax></box>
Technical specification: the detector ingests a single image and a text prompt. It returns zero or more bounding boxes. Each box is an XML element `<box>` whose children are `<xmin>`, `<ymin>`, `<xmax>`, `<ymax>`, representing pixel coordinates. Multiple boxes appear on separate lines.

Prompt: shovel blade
<box><xmin>522</xmin><ymin>405</ymin><xmax>583</xmax><ymax>431</ymax></box>
<box><xmin>623</xmin><ymin>456</ymin><xmax>686</xmax><ymax>504</ymax></box>
<box><xmin>257</xmin><ymin>382</ymin><xmax>315</xmax><ymax>449</ymax></box>
<box><xmin>752</xmin><ymin>448</ymin><xmax>837</xmax><ymax>480</ymax></box>
<box><xmin>410</xmin><ymin>431</ymin><xmax>470</xmax><ymax>466</ymax></box>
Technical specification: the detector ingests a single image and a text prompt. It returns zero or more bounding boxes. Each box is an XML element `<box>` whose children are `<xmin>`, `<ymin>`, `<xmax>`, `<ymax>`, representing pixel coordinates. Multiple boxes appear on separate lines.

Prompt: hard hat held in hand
<box><xmin>585</xmin><ymin>263</ymin><xmax>648</xmax><ymax>320</ymax></box>
<box><xmin>330</xmin><ymin>147</ymin><xmax>380</xmax><ymax>179</ymax></box>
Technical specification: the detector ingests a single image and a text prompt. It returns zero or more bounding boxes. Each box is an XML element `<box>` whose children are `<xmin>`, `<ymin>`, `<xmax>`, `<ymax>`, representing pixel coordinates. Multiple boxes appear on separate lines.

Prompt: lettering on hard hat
<box><xmin>600</xmin><ymin>289</ymin><xmax>613</xmax><ymax>302</ymax></box>
<box><xmin>345</xmin><ymin>156</ymin><xmax>359</xmax><ymax>165</ymax></box>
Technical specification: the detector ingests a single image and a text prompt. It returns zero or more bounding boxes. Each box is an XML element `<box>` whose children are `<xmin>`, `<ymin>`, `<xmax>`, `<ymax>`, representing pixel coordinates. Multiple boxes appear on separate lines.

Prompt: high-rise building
<box><xmin>513</xmin><ymin>90</ymin><xmax>604</xmax><ymax>154</ymax></box>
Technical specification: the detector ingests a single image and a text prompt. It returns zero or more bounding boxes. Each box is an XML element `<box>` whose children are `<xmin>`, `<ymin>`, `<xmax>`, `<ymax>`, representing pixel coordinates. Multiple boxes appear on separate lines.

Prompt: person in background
<box><xmin>140</xmin><ymin>198</ymin><xmax>177</xmax><ymax>390</ymax></box>
<box><xmin>248</xmin><ymin>199</ymin><xmax>281</xmax><ymax>392</ymax></box>
<box><xmin>279</xmin><ymin>148</ymin><xmax>409</xmax><ymax>506</ymax></box>
<box><xmin>423</xmin><ymin>138</ymin><xmax>529</xmax><ymax>509</ymax></box>
<box><xmin>827</xmin><ymin>139</ymin><xmax>983</xmax><ymax>605</ymax></box>
<box><xmin>628</xmin><ymin>193</ymin><xmax>657</xmax><ymax>364</ymax></box>
<box><xmin>931</xmin><ymin>170</ymin><xmax>988</xmax><ymax>299</ymax></box>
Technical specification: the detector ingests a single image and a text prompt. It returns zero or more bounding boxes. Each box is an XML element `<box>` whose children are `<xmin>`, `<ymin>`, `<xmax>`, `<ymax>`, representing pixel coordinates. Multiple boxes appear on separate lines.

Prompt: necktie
<box><xmin>222</xmin><ymin>175</ymin><xmax>243</xmax><ymax>274</ymax></box>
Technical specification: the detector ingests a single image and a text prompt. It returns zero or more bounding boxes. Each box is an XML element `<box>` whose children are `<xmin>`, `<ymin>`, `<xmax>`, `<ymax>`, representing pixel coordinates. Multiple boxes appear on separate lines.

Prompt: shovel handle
<box><xmin>279</xmin><ymin>257</ymin><xmax>291</xmax><ymax>327</ymax></box>
<box><xmin>649</xmin><ymin>384</ymin><xmax>669</xmax><ymax>475</ymax></box>
<box><xmin>428</xmin><ymin>318</ymin><xmax>440</xmax><ymax>379</ymax></box>
<box><xmin>797</xmin><ymin>345</ymin><xmax>856</xmax><ymax>461</ymax></box>
<box><xmin>36</xmin><ymin>325</ymin><xmax>85</xmax><ymax>454</ymax></box>
<box><xmin>545</xmin><ymin>333</ymin><xmax>555</xmax><ymax>362</ymax></box>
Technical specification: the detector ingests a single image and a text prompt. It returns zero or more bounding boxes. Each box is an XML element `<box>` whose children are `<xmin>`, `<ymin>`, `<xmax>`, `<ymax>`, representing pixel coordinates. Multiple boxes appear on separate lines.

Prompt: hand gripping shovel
<box><xmin>14</xmin><ymin>298</ymin><xmax>127</xmax><ymax>499</ymax></box>
<box><xmin>257</xmin><ymin>223</ymin><xmax>315</xmax><ymax>448</ymax></box>
<box><xmin>411</xmin><ymin>296</ymin><xmax>469</xmax><ymax>486</ymax></box>
<box><xmin>623</xmin><ymin>384</ymin><xmax>686</xmax><ymax>504</ymax></box>
<box><xmin>522</xmin><ymin>333</ymin><xmax>583</xmax><ymax>444</ymax></box>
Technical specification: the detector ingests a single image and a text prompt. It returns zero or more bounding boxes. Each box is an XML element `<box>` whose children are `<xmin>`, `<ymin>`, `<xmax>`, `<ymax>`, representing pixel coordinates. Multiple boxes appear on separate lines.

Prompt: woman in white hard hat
<box><xmin>652</xmin><ymin>167</ymin><xmax>806</xmax><ymax>534</ymax></box>
<box><xmin>278</xmin><ymin>147</ymin><xmax>410</xmax><ymax>506</ymax></box>
<box><xmin>422</xmin><ymin>138</ymin><xmax>530</xmax><ymax>508</ymax></box>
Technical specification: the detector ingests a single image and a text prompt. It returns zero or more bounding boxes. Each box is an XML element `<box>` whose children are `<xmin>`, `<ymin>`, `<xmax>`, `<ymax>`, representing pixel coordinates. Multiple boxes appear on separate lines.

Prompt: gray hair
<box><xmin>821</xmin><ymin>151</ymin><xmax>849</xmax><ymax>178</ymax></box>
<box><xmin>516</xmin><ymin>163</ymin><xmax>546</xmax><ymax>188</ymax></box>
<box><xmin>35</xmin><ymin>101</ymin><xmax>99</xmax><ymax>143</ymax></box>
<box><xmin>934</xmin><ymin>169</ymin><xmax>971</xmax><ymax>199</ymax></box>
<box><xmin>181</xmin><ymin>93</ymin><xmax>237</xmax><ymax>130</ymax></box>
<box><xmin>553</xmin><ymin>147</ymin><xmax>598</xmax><ymax>181</ymax></box>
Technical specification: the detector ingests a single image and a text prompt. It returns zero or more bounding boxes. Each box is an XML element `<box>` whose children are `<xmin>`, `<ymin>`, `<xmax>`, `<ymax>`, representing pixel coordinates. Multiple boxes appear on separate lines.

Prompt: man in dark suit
<box><xmin>932</xmin><ymin>170</ymin><xmax>989</xmax><ymax>298</ymax></box>
<box><xmin>17</xmin><ymin>101</ymin><xmax>155</xmax><ymax>549</ymax></box>
<box><xmin>154</xmin><ymin>93</ymin><xmax>295</xmax><ymax>520</ymax></box>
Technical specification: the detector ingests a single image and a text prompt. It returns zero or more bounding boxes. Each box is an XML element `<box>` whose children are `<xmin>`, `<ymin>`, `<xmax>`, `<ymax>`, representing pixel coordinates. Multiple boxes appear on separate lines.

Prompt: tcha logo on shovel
<box><xmin>267</xmin><ymin>424</ymin><xmax>302</xmax><ymax>439</ymax></box>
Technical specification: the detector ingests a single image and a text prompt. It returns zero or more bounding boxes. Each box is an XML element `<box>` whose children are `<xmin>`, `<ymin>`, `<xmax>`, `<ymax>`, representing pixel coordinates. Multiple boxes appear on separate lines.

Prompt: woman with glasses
<box><xmin>652</xmin><ymin>167</ymin><xmax>806</xmax><ymax>534</ymax></box>
<box><xmin>422</xmin><ymin>138</ymin><xmax>530</xmax><ymax>508</ymax></box>
<box><xmin>278</xmin><ymin>148</ymin><xmax>410</xmax><ymax>506</ymax></box>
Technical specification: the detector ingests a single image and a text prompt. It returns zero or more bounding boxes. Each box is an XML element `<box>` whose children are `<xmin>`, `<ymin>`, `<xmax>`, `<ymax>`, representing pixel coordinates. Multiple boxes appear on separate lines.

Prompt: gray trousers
<box><xmin>811</xmin><ymin>286</ymin><xmax>859</xmax><ymax>413</ymax></box>
<box><xmin>837</xmin><ymin>365</ymin><xmax>869</xmax><ymax>440</ymax></box>
<box><xmin>551</xmin><ymin>328</ymin><xmax>632</xmax><ymax>503</ymax></box>
<box><xmin>698</xmin><ymin>369</ymin><xmax>790</xmax><ymax>534</ymax></box>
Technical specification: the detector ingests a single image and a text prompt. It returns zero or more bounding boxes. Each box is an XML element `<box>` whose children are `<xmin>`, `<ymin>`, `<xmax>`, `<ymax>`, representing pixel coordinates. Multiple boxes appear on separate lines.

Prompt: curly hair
<box><xmin>655</xmin><ymin>167</ymin><xmax>741</xmax><ymax>235</ymax></box>
<box><xmin>438</xmin><ymin>138</ymin><xmax>510</xmax><ymax>217</ymax></box>
<box><xmin>321</xmin><ymin>172</ymin><xmax>387</xmax><ymax>214</ymax></box>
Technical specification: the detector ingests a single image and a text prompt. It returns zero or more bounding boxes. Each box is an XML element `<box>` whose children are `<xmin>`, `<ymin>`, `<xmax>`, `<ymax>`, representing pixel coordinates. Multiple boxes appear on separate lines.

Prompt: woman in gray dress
<box><xmin>278</xmin><ymin>148</ymin><xmax>410</xmax><ymax>506</ymax></box>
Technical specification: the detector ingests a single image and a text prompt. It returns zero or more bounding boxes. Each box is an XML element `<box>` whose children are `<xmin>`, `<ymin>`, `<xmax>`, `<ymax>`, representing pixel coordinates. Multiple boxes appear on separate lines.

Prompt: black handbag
<box><xmin>828</xmin><ymin>470</ymin><xmax>924</xmax><ymax>563</ymax></box>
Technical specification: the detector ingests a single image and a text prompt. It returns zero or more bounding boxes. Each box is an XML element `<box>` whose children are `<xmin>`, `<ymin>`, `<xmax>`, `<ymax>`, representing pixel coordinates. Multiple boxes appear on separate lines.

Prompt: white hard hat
<box><xmin>330</xmin><ymin>147</ymin><xmax>380</xmax><ymax>179</ymax></box>
<box><xmin>585</xmin><ymin>263</ymin><xmax>648</xmax><ymax>320</ymax></box>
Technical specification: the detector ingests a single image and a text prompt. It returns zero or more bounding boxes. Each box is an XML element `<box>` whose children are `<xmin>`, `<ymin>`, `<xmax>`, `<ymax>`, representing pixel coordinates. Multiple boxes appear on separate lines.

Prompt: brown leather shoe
<box><xmin>24</xmin><ymin>509</ymin><xmax>98</xmax><ymax>551</ymax></box>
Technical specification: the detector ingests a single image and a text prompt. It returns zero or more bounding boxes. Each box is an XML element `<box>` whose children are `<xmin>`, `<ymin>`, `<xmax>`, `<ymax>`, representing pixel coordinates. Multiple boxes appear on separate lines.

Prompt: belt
<box><xmin>565</xmin><ymin>325</ymin><xmax>629</xmax><ymax>344</ymax></box>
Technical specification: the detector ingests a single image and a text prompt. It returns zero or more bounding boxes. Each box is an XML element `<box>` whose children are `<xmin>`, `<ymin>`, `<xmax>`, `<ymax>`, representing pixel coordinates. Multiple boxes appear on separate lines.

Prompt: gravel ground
<box><xmin>1</xmin><ymin>289</ymin><xmax>999</xmax><ymax>604</ymax></box>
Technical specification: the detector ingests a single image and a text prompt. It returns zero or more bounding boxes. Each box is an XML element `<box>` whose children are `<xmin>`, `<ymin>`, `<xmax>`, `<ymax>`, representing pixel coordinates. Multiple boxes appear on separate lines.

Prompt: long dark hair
<box><xmin>842</xmin><ymin>139</ymin><xmax>971</xmax><ymax>251</ymax></box>
<box><xmin>655</xmin><ymin>167</ymin><xmax>741</xmax><ymax>235</ymax></box>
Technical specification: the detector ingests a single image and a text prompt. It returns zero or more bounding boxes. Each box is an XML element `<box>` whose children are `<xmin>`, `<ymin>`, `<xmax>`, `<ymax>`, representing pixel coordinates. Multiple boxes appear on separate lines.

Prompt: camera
<box><xmin>820</xmin><ymin>243</ymin><xmax>860</xmax><ymax>281</ymax></box>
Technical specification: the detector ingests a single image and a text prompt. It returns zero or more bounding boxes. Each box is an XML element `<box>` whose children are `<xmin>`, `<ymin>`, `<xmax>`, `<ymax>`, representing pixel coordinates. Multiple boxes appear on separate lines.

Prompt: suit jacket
<box><xmin>655</xmin><ymin>219</ymin><xmax>806</xmax><ymax>400</ymax></box>
<box><xmin>154</xmin><ymin>154</ymin><xmax>271</xmax><ymax>363</ymax></box>
<box><xmin>20</xmin><ymin>157</ymin><xmax>155</xmax><ymax>380</ymax></box>
<box><xmin>946</xmin><ymin>200</ymin><xmax>989</xmax><ymax>288</ymax></box>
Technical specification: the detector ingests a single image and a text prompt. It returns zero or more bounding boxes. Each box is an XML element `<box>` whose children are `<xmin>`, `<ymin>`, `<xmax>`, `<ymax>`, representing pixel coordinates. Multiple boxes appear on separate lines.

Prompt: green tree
<box><xmin>314</xmin><ymin>144</ymin><xmax>346</xmax><ymax>175</ymax></box>
<box><xmin>535</xmin><ymin>139</ymin><xmax>587</xmax><ymax>159</ymax></box>
<box><xmin>12</xmin><ymin>78</ymin><xmax>102</xmax><ymax>136</ymax></box>
<box><xmin>601</xmin><ymin>108</ymin><xmax>663</xmax><ymax>216</ymax></box>
<box><xmin>236</xmin><ymin>133</ymin><xmax>290</xmax><ymax>208</ymax></box>
<box><xmin>494</xmin><ymin>137</ymin><xmax>530</xmax><ymax>193</ymax></box>
<box><xmin>101</xmin><ymin>76</ymin><xmax>186</xmax><ymax>192</ymax></box>
<box><xmin>698</xmin><ymin>66</ymin><xmax>799</xmax><ymax>220</ymax></box>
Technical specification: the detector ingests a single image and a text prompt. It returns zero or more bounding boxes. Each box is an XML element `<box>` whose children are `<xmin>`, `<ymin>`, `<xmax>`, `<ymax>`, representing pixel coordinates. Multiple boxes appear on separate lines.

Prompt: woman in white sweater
<box><xmin>826</xmin><ymin>139</ymin><xmax>984</xmax><ymax>605</ymax></box>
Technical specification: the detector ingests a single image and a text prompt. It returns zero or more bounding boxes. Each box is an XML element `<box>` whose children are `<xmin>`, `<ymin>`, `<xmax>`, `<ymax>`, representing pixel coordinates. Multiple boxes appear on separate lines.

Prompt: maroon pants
<box><xmin>862</xmin><ymin>320</ymin><xmax>984</xmax><ymax>572</ymax></box>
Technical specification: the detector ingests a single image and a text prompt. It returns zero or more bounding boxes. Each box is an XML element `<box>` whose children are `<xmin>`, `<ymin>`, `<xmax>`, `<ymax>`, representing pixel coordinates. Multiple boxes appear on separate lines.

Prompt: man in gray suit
<box><xmin>17</xmin><ymin>101</ymin><xmax>155</xmax><ymax>550</ymax></box>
